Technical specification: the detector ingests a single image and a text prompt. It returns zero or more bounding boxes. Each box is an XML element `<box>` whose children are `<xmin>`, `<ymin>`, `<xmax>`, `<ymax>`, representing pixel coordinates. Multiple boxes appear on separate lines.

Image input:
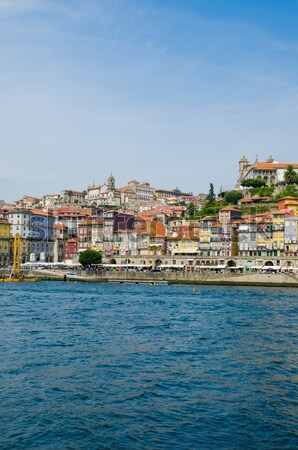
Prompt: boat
<box><xmin>0</xmin><ymin>277</ymin><xmax>38</xmax><ymax>283</ymax></box>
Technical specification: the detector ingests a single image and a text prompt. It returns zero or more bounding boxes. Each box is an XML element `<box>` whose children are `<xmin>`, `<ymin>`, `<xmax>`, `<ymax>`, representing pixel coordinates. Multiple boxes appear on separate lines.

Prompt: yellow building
<box><xmin>0</xmin><ymin>219</ymin><xmax>11</xmax><ymax>266</ymax></box>
<box><xmin>272</xmin><ymin>210</ymin><xmax>287</xmax><ymax>256</ymax></box>
<box><xmin>256</xmin><ymin>213</ymin><xmax>275</xmax><ymax>257</ymax></box>
<box><xmin>277</xmin><ymin>196</ymin><xmax>298</xmax><ymax>215</ymax></box>
<box><xmin>167</xmin><ymin>225</ymin><xmax>200</xmax><ymax>256</ymax></box>
<box><xmin>198</xmin><ymin>217</ymin><xmax>217</xmax><ymax>256</ymax></box>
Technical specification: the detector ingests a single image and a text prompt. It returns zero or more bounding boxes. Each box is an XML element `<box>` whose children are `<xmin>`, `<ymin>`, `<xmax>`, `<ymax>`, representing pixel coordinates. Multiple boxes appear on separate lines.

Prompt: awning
<box><xmin>158</xmin><ymin>264</ymin><xmax>185</xmax><ymax>269</ymax></box>
<box><xmin>196</xmin><ymin>264</ymin><xmax>226</xmax><ymax>269</ymax></box>
<box><xmin>173</xmin><ymin>249</ymin><xmax>199</xmax><ymax>254</ymax></box>
<box><xmin>101</xmin><ymin>263</ymin><xmax>152</xmax><ymax>268</ymax></box>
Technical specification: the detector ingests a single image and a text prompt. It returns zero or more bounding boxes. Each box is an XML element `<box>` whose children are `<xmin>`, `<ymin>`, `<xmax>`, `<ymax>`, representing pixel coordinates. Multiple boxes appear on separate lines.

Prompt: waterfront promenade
<box><xmin>32</xmin><ymin>268</ymin><xmax>298</xmax><ymax>288</ymax></box>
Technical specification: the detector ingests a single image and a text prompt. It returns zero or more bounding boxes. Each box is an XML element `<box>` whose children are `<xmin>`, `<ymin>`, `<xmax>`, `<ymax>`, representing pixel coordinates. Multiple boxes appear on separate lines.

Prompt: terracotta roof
<box><xmin>272</xmin><ymin>208</ymin><xmax>293</xmax><ymax>215</ymax></box>
<box><xmin>118</xmin><ymin>187</ymin><xmax>135</xmax><ymax>193</ymax></box>
<box><xmin>31</xmin><ymin>209</ymin><xmax>53</xmax><ymax>217</ymax></box>
<box><xmin>55</xmin><ymin>223</ymin><xmax>68</xmax><ymax>230</ymax></box>
<box><xmin>239</xmin><ymin>198</ymin><xmax>252</xmax><ymax>203</ymax></box>
<box><xmin>220</xmin><ymin>206</ymin><xmax>240</xmax><ymax>211</ymax></box>
<box><xmin>254</xmin><ymin>163</ymin><xmax>298</xmax><ymax>170</ymax></box>
<box><xmin>24</xmin><ymin>196</ymin><xmax>42</xmax><ymax>200</ymax></box>
<box><xmin>256</xmin><ymin>214</ymin><xmax>273</xmax><ymax>224</ymax></box>
<box><xmin>79</xmin><ymin>219</ymin><xmax>104</xmax><ymax>225</ymax></box>
<box><xmin>256</xmin><ymin>212</ymin><xmax>272</xmax><ymax>217</ymax></box>
<box><xmin>201</xmin><ymin>216</ymin><xmax>217</xmax><ymax>221</ymax></box>
<box><xmin>239</xmin><ymin>196</ymin><xmax>270</xmax><ymax>203</ymax></box>
<box><xmin>278</xmin><ymin>196</ymin><xmax>298</xmax><ymax>201</ymax></box>
<box><xmin>231</xmin><ymin>219</ymin><xmax>247</xmax><ymax>224</ymax></box>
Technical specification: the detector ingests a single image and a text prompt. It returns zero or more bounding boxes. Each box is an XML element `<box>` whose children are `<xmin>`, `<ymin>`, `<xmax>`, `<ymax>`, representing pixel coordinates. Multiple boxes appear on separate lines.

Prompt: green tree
<box><xmin>275</xmin><ymin>184</ymin><xmax>298</xmax><ymax>200</ymax></box>
<box><xmin>224</xmin><ymin>190</ymin><xmax>243</xmax><ymax>205</ymax></box>
<box><xmin>284</xmin><ymin>165</ymin><xmax>298</xmax><ymax>185</ymax></box>
<box><xmin>79</xmin><ymin>250</ymin><xmax>102</xmax><ymax>267</ymax></box>
<box><xmin>250</xmin><ymin>186</ymin><xmax>275</xmax><ymax>197</ymax></box>
<box><xmin>241</xmin><ymin>177</ymin><xmax>266</xmax><ymax>188</ymax></box>
<box><xmin>186</xmin><ymin>202</ymin><xmax>195</xmax><ymax>217</ymax></box>
<box><xmin>206</xmin><ymin>183</ymin><xmax>216</xmax><ymax>203</ymax></box>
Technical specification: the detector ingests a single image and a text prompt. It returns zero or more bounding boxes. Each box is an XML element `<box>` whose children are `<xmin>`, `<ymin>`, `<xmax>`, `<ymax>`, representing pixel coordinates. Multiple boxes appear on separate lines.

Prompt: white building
<box><xmin>86</xmin><ymin>175</ymin><xmax>121</xmax><ymax>207</ymax></box>
<box><xmin>238</xmin><ymin>155</ymin><xmax>298</xmax><ymax>186</ymax></box>
<box><xmin>127</xmin><ymin>180</ymin><xmax>156</xmax><ymax>203</ymax></box>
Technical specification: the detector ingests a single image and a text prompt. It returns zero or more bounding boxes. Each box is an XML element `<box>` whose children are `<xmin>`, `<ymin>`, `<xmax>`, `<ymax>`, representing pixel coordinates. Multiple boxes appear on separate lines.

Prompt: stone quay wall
<box><xmin>33</xmin><ymin>269</ymin><xmax>298</xmax><ymax>287</ymax></box>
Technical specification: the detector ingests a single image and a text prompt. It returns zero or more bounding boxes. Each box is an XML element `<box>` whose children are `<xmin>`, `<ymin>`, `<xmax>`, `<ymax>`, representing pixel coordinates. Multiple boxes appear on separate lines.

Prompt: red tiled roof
<box><xmin>220</xmin><ymin>206</ymin><xmax>240</xmax><ymax>211</ymax></box>
<box><xmin>79</xmin><ymin>219</ymin><xmax>104</xmax><ymax>225</ymax></box>
<box><xmin>31</xmin><ymin>209</ymin><xmax>53</xmax><ymax>217</ymax></box>
<box><xmin>201</xmin><ymin>216</ymin><xmax>218</xmax><ymax>221</ymax></box>
<box><xmin>254</xmin><ymin>163</ymin><xmax>298</xmax><ymax>170</ymax></box>
<box><xmin>239</xmin><ymin>196</ymin><xmax>270</xmax><ymax>203</ymax></box>
<box><xmin>55</xmin><ymin>223</ymin><xmax>68</xmax><ymax>230</ymax></box>
<box><xmin>277</xmin><ymin>196</ymin><xmax>298</xmax><ymax>201</ymax></box>
<box><xmin>272</xmin><ymin>208</ymin><xmax>293</xmax><ymax>215</ymax></box>
<box><xmin>167</xmin><ymin>232</ymin><xmax>199</xmax><ymax>241</ymax></box>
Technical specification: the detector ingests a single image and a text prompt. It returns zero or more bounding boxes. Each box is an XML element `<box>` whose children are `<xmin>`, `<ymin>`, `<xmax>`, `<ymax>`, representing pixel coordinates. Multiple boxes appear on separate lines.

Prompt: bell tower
<box><xmin>238</xmin><ymin>155</ymin><xmax>249</xmax><ymax>182</ymax></box>
<box><xmin>107</xmin><ymin>174</ymin><xmax>115</xmax><ymax>190</ymax></box>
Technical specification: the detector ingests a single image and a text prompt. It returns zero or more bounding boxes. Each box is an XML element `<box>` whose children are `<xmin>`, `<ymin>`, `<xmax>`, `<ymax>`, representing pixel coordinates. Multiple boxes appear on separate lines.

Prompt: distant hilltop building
<box><xmin>86</xmin><ymin>174</ymin><xmax>121</xmax><ymax>207</ymax></box>
<box><xmin>237</xmin><ymin>155</ymin><xmax>298</xmax><ymax>187</ymax></box>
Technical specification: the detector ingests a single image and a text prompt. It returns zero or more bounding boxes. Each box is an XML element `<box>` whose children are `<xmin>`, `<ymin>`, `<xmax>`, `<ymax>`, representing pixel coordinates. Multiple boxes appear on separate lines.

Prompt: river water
<box><xmin>0</xmin><ymin>282</ymin><xmax>297</xmax><ymax>449</ymax></box>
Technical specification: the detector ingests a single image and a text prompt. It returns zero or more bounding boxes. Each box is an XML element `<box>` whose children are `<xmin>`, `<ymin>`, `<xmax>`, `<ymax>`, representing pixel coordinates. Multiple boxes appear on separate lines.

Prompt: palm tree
<box><xmin>284</xmin><ymin>165</ymin><xmax>298</xmax><ymax>185</ymax></box>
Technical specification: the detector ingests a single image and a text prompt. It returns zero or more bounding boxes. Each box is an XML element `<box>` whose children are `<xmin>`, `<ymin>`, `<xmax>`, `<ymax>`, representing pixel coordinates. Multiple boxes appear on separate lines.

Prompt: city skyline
<box><xmin>1</xmin><ymin>0</ymin><xmax>298</xmax><ymax>201</ymax></box>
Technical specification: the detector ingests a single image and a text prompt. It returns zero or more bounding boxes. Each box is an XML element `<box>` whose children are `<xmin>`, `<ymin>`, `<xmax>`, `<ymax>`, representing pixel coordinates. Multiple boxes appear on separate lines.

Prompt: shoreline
<box><xmin>25</xmin><ymin>269</ymin><xmax>298</xmax><ymax>288</ymax></box>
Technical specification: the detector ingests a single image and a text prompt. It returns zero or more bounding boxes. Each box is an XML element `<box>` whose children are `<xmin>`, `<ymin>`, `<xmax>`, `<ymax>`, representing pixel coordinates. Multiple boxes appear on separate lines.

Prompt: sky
<box><xmin>1</xmin><ymin>0</ymin><xmax>298</xmax><ymax>202</ymax></box>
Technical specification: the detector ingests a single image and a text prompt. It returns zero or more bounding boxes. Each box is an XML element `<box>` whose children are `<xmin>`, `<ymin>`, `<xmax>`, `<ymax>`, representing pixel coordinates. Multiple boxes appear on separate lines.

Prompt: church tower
<box><xmin>107</xmin><ymin>174</ymin><xmax>115</xmax><ymax>191</ymax></box>
<box><xmin>238</xmin><ymin>155</ymin><xmax>249</xmax><ymax>183</ymax></box>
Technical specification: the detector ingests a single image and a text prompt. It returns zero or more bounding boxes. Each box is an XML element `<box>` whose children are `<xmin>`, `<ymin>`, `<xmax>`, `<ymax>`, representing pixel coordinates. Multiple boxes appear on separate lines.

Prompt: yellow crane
<box><xmin>1</xmin><ymin>233</ymin><xmax>22</xmax><ymax>282</ymax></box>
<box><xmin>1</xmin><ymin>233</ymin><xmax>37</xmax><ymax>282</ymax></box>
<box><xmin>13</xmin><ymin>233</ymin><xmax>21</xmax><ymax>278</ymax></box>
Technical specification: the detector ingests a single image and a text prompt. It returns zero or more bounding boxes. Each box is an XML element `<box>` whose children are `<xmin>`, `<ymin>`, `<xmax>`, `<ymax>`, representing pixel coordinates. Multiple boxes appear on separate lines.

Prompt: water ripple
<box><xmin>0</xmin><ymin>282</ymin><xmax>297</xmax><ymax>449</ymax></box>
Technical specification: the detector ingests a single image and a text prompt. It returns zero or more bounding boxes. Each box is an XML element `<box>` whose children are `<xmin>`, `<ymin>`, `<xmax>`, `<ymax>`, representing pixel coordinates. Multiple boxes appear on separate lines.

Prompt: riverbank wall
<box><xmin>31</xmin><ymin>270</ymin><xmax>298</xmax><ymax>288</ymax></box>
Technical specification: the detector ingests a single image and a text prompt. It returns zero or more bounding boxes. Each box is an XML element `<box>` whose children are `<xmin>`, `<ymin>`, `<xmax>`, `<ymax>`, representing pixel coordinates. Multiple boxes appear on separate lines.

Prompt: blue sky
<box><xmin>1</xmin><ymin>0</ymin><xmax>298</xmax><ymax>201</ymax></box>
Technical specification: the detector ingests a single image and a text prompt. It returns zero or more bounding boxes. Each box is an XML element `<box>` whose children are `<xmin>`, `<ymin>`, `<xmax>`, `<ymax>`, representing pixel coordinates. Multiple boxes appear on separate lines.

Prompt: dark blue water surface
<box><xmin>0</xmin><ymin>282</ymin><xmax>297</xmax><ymax>450</ymax></box>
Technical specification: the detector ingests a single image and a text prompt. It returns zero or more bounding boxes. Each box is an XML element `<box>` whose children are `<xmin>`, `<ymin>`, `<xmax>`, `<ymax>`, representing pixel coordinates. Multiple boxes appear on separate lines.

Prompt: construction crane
<box><xmin>2</xmin><ymin>233</ymin><xmax>36</xmax><ymax>283</ymax></box>
<box><xmin>12</xmin><ymin>233</ymin><xmax>21</xmax><ymax>279</ymax></box>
